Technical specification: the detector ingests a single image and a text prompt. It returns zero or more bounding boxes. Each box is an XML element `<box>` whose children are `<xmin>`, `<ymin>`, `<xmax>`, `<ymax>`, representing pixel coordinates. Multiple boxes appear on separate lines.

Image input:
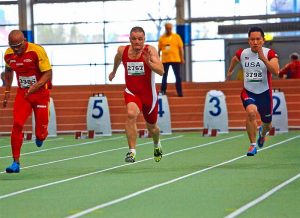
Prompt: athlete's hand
<box><xmin>109</xmin><ymin>72</ymin><xmax>116</xmax><ymax>81</ymax></box>
<box><xmin>142</xmin><ymin>47</ymin><xmax>151</xmax><ymax>66</ymax></box>
<box><xmin>257</xmin><ymin>44</ymin><xmax>267</xmax><ymax>62</ymax></box>
<box><xmin>25</xmin><ymin>84</ymin><xmax>39</xmax><ymax>98</ymax></box>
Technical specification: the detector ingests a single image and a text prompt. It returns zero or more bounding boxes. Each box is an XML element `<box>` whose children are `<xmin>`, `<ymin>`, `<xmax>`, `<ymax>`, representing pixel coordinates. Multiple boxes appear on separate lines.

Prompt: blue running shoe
<box><xmin>6</xmin><ymin>161</ymin><xmax>20</xmax><ymax>173</ymax></box>
<box><xmin>246</xmin><ymin>145</ymin><xmax>257</xmax><ymax>156</ymax></box>
<box><xmin>257</xmin><ymin>126</ymin><xmax>265</xmax><ymax>148</ymax></box>
<box><xmin>36</xmin><ymin>138</ymin><xmax>43</xmax><ymax>147</ymax></box>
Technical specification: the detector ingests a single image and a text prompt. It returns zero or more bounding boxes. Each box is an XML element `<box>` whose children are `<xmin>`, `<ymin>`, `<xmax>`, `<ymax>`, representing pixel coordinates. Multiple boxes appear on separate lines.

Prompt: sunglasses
<box><xmin>9</xmin><ymin>40</ymin><xmax>24</xmax><ymax>48</ymax></box>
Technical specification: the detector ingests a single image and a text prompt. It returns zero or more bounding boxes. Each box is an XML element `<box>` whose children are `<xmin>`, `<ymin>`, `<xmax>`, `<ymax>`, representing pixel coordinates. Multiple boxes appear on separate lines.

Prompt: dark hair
<box><xmin>130</xmin><ymin>26</ymin><xmax>145</xmax><ymax>35</ymax></box>
<box><xmin>290</xmin><ymin>53</ymin><xmax>299</xmax><ymax>60</ymax></box>
<box><xmin>248</xmin><ymin>26</ymin><xmax>265</xmax><ymax>38</ymax></box>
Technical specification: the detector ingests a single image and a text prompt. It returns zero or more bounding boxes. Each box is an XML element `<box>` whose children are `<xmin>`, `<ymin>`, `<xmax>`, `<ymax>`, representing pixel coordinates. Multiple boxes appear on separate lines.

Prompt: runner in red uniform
<box><xmin>109</xmin><ymin>26</ymin><xmax>164</xmax><ymax>162</ymax></box>
<box><xmin>3</xmin><ymin>30</ymin><xmax>52</xmax><ymax>173</ymax></box>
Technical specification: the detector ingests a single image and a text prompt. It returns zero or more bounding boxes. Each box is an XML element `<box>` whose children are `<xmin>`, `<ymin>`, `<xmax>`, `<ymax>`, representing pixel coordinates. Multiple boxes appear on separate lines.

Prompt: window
<box><xmin>192</xmin><ymin>39</ymin><xmax>225</xmax><ymax>82</ymax></box>
<box><xmin>33</xmin><ymin>0</ymin><xmax>176</xmax><ymax>85</ymax></box>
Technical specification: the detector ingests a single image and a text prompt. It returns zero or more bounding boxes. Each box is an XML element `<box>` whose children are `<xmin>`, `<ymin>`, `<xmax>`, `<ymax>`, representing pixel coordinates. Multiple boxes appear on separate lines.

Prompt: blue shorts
<box><xmin>240</xmin><ymin>89</ymin><xmax>273</xmax><ymax>123</ymax></box>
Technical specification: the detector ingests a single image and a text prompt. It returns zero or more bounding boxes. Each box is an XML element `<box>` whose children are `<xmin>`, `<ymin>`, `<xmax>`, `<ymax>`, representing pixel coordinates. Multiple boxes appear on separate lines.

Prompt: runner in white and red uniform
<box><xmin>109</xmin><ymin>26</ymin><xmax>164</xmax><ymax>163</ymax></box>
<box><xmin>227</xmin><ymin>26</ymin><xmax>279</xmax><ymax>156</ymax></box>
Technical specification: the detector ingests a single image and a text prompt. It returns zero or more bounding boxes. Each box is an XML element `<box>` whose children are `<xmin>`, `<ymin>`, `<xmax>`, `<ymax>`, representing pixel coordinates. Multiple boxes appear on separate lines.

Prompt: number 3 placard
<box><xmin>86</xmin><ymin>96</ymin><xmax>112</xmax><ymax>136</ymax></box>
<box><xmin>203</xmin><ymin>90</ymin><xmax>228</xmax><ymax>133</ymax></box>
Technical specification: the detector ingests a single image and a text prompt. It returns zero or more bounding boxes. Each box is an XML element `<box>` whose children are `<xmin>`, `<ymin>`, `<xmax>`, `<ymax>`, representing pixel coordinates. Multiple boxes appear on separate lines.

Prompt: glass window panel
<box><xmin>33</xmin><ymin>2</ymin><xmax>103</xmax><ymax>23</ymax></box>
<box><xmin>0</xmin><ymin>4</ymin><xmax>18</xmax><ymax>46</ymax></box>
<box><xmin>0</xmin><ymin>4</ymin><xmax>18</xmax><ymax>24</ymax></box>
<box><xmin>35</xmin><ymin>23</ymin><xmax>104</xmax><ymax>44</ymax></box>
<box><xmin>267</xmin><ymin>0</ymin><xmax>300</xmax><ymax>14</ymax></box>
<box><xmin>52</xmin><ymin>65</ymin><xmax>106</xmax><ymax>86</ymax></box>
<box><xmin>104</xmin><ymin>0</ymin><xmax>175</xmax><ymax>21</ymax></box>
<box><xmin>192</xmin><ymin>61</ymin><xmax>225</xmax><ymax>82</ymax></box>
<box><xmin>43</xmin><ymin>44</ymin><xmax>105</xmax><ymax>66</ymax></box>
<box><xmin>0</xmin><ymin>26</ymin><xmax>18</xmax><ymax>46</ymax></box>
<box><xmin>104</xmin><ymin>20</ymin><xmax>168</xmax><ymax>43</ymax></box>
<box><xmin>192</xmin><ymin>39</ymin><xmax>224</xmax><ymax>61</ymax></box>
<box><xmin>191</xmin><ymin>0</ymin><xmax>236</xmax><ymax>18</ymax></box>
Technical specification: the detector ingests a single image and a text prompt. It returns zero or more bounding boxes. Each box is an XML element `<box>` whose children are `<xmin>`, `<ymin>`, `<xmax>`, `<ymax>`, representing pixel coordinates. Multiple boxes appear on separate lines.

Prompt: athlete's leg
<box><xmin>125</xmin><ymin>102</ymin><xmax>140</xmax><ymax>150</ymax></box>
<box><xmin>143</xmin><ymin>101</ymin><xmax>162</xmax><ymax>162</ymax></box>
<box><xmin>32</xmin><ymin>92</ymin><xmax>50</xmax><ymax>145</ymax></box>
<box><xmin>11</xmin><ymin>90</ymin><xmax>32</xmax><ymax>162</ymax></box>
<box><xmin>160</xmin><ymin>63</ymin><xmax>170</xmax><ymax>94</ymax></box>
<box><xmin>146</xmin><ymin>122</ymin><xmax>160</xmax><ymax>145</ymax></box>
<box><xmin>245</xmin><ymin>104</ymin><xmax>258</xmax><ymax>144</ymax></box>
<box><xmin>256</xmin><ymin>90</ymin><xmax>273</xmax><ymax>147</ymax></box>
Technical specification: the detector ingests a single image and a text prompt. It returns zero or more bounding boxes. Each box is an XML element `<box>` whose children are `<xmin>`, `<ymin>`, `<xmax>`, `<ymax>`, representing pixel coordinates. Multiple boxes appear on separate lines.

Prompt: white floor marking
<box><xmin>0</xmin><ymin>137</ymin><xmax>64</xmax><ymax>149</ymax></box>
<box><xmin>0</xmin><ymin>135</ymin><xmax>183</xmax><ymax>174</ymax></box>
<box><xmin>224</xmin><ymin>172</ymin><xmax>300</xmax><ymax>218</ymax></box>
<box><xmin>0</xmin><ymin>136</ymin><xmax>124</xmax><ymax>159</ymax></box>
<box><xmin>66</xmin><ymin>135</ymin><xmax>300</xmax><ymax>218</ymax></box>
<box><xmin>0</xmin><ymin>134</ymin><xmax>240</xmax><ymax>200</ymax></box>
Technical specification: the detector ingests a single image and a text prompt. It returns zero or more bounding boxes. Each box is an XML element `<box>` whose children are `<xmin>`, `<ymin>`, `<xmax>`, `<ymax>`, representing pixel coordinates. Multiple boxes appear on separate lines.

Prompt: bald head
<box><xmin>8</xmin><ymin>30</ymin><xmax>25</xmax><ymax>46</ymax></box>
<box><xmin>8</xmin><ymin>30</ymin><xmax>26</xmax><ymax>56</ymax></box>
<box><xmin>164</xmin><ymin>23</ymin><xmax>173</xmax><ymax>36</ymax></box>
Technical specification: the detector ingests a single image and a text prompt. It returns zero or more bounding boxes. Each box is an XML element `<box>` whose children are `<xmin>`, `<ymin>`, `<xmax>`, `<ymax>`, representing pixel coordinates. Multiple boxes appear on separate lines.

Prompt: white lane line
<box><xmin>0</xmin><ymin>136</ymin><xmax>124</xmax><ymax>159</ymax></box>
<box><xmin>0</xmin><ymin>134</ymin><xmax>242</xmax><ymax>200</ymax></box>
<box><xmin>66</xmin><ymin>135</ymin><xmax>300</xmax><ymax>218</ymax></box>
<box><xmin>0</xmin><ymin>135</ymin><xmax>183</xmax><ymax>174</ymax></box>
<box><xmin>0</xmin><ymin>137</ymin><xmax>64</xmax><ymax>149</ymax></box>
<box><xmin>225</xmin><ymin>172</ymin><xmax>300</xmax><ymax>218</ymax></box>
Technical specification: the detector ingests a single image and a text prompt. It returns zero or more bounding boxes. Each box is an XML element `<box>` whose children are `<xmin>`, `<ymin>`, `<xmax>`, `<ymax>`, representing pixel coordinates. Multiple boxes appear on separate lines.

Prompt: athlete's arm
<box><xmin>258</xmin><ymin>48</ymin><xmax>279</xmax><ymax>76</ymax></box>
<box><xmin>279</xmin><ymin>63</ymin><xmax>290</xmax><ymax>78</ymax></box>
<box><xmin>226</xmin><ymin>55</ymin><xmax>239</xmax><ymax>80</ymax></box>
<box><xmin>143</xmin><ymin>45</ymin><xmax>164</xmax><ymax>76</ymax></box>
<box><xmin>109</xmin><ymin>46</ymin><xmax>124</xmax><ymax>81</ymax></box>
<box><xmin>2</xmin><ymin>66</ymin><xmax>13</xmax><ymax>108</ymax></box>
<box><xmin>27</xmin><ymin>69</ymin><xmax>52</xmax><ymax>96</ymax></box>
<box><xmin>179</xmin><ymin>46</ymin><xmax>185</xmax><ymax>64</ymax></box>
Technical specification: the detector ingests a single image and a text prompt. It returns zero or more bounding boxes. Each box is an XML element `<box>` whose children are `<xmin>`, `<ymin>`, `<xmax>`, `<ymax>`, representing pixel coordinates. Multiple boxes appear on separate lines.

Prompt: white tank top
<box><xmin>239</xmin><ymin>47</ymin><xmax>273</xmax><ymax>94</ymax></box>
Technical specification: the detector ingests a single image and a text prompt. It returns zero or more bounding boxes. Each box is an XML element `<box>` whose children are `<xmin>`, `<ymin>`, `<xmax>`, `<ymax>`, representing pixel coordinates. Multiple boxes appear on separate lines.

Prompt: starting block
<box><xmin>138</xmin><ymin>129</ymin><xmax>151</xmax><ymax>138</ymax></box>
<box><xmin>75</xmin><ymin>130</ymin><xmax>95</xmax><ymax>139</ymax></box>
<box><xmin>269</xmin><ymin>127</ymin><xmax>275</xmax><ymax>136</ymax></box>
<box><xmin>23</xmin><ymin>132</ymin><xmax>32</xmax><ymax>140</ymax></box>
<box><xmin>202</xmin><ymin>128</ymin><xmax>217</xmax><ymax>137</ymax></box>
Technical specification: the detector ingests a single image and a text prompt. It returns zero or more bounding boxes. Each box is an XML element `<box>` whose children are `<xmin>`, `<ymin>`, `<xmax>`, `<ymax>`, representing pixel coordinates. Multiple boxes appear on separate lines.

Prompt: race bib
<box><xmin>245</xmin><ymin>70</ymin><xmax>263</xmax><ymax>82</ymax></box>
<box><xmin>19</xmin><ymin>75</ymin><xmax>37</xmax><ymax>88</ymax></box>
<box><xmin>127</xmin><ymin>62</ymin><xmax>145</xmax><ymax>76</ymax></box>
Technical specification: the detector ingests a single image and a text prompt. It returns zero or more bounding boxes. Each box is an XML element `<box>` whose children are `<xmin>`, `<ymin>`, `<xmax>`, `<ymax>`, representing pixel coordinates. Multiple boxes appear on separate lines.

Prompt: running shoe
<box><xmin>36</xmin><ymin>138</ymin><xmax>43</xmax><ymax>147</ymax></box>
<box><xmin>6</xmin><ymin>161</ymin><xmax>20</xmax><ymax>173</ymax></box>
<box><xmin>246</xmin><ymin>145</ymin><xmax>257</xmax><ymax>156</ymax></box>
<box><xmin>125</xmin><ymin>152</ymin><xmax>136</xmax><ymax>163</ymax></box>
<box><xmin>257</xmin><ymin>126</ymin><xmax>265</xmax><ymax>148</ymax></box>
<box><xmin>154</xmin><ymin>146</ymin><xmax>163</xmax><ymax>162</ymax></box>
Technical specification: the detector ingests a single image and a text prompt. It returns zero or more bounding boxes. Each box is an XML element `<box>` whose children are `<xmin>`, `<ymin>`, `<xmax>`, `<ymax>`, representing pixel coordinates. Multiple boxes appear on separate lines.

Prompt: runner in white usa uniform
<box><xmin>226</xmin><ymin>26</ymin><xmax>279</xmax><ymax>156</ymax></box>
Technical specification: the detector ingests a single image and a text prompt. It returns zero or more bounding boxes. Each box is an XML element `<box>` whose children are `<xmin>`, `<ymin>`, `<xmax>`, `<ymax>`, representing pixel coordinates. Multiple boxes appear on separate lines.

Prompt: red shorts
<box><xmin>124</xmin><ymin>89</ymin><xmax>158</xmax><ymax>124</ymax></box>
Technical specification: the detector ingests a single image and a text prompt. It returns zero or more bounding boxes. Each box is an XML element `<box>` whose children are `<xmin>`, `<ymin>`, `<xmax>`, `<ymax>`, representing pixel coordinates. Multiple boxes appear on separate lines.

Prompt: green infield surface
<box><xmin>0</xmin><ymin>131</ymin><xmax>299</xmax><ymax>218</ymax></box>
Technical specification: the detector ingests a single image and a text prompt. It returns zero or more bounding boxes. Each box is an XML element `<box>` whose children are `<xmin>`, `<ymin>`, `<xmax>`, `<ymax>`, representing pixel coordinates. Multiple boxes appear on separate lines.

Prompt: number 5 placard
<box><xmin>86</xmin><ymin>95</ymin><xmax>112</xmax><ymax>136</ymax></box>
<box><xmin>203</xmin><ymin>90</ymin><xmax>228</xmax><ymax>133</ymax></box>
